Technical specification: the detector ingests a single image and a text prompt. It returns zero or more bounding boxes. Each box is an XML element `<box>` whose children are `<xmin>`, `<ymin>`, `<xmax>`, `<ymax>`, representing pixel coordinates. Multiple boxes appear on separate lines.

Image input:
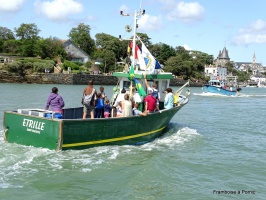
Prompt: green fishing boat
<box><xmin>3</xmin><ymin>5</ymin><xmax>190</xmax><ymax>151</ymax></box>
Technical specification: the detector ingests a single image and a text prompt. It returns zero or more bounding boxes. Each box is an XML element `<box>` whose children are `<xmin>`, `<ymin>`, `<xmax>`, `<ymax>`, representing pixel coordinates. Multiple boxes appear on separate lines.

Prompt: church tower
<box><xmin>253</xmin><ymin>52</ymin><xmax>256</xmax><ymax>63</ymax></box>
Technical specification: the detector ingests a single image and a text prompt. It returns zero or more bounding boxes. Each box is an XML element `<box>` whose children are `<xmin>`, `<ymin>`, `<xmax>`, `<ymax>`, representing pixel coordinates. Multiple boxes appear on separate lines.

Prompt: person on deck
<box><xmin>113</xmin><ymin>88</ymin><xmax>126</xmax><ymax>115</ymax></box>
<box><xmin>99</xmin><ymin>86</ymin><xmax>107</xmax><ymax>100</ymax></box>
<box><xmin>143</xmin><ymin>74</ymin><xmax>160</xmax><ymax>111</ymax></box>
<box><xmin>104</xmin><ymin>99</ymin><xmax>112</xmax><ymax>118</ymax></box>
<box><xmin>99</xmin><ymin>86</ymin><xmax>106</xmax><ymax>117</ymax></box>
<box><xmin>45</xmin><ymin>87</ymin><xmax>65</xmax><ymax>114</ymax></box>
<box><xmin>122</xmin><ymin>93</ymin><xmax>133</xmax><ymax>117</ymax></box>
<box><xmin>133</xmin><ymin>103</ymin><xmax>148</xmax><ymax>116</ymax></box>
<box><xmin>164</xmin><ymin>88</ymin><xmax>174</xmax><ymax>109</ymax></box>
<box><xmin>82</xmin><ymin>80</ymin><xmax>97</xmax><ymax>119</ymax></box>
<box><xmin>144</xmin><ymin>90</ymin><xmax>157</xmax><ymax>113</ymax></box>
<box><xmin>95</xmin><ymin>93</ymin><xmax>104</xmax><ymax>118</ymax></box>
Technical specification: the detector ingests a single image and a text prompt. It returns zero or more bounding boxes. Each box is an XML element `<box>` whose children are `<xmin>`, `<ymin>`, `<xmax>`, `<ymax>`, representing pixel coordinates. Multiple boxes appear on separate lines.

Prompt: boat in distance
<box><xmin>203</xmin><ymin>79</ymin><xmax>241</xmax><ymax>96</ymax></box>
<box><xmin>3</xmin><ymin>5</ymin><xmax>190</xmax><ymax>151</ymax></box>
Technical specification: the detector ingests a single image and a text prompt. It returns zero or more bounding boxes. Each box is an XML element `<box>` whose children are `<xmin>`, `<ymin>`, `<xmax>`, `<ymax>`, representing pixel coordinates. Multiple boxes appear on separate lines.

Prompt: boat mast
<box><xmin>132</xmin><ymin>10</ymin><xmax>137</xmax><ymax>72</ymax></box>
<box><xmin>120</xmin><ymin>4</ymin><xmax>145</xmax><ymax>73</ymax></box>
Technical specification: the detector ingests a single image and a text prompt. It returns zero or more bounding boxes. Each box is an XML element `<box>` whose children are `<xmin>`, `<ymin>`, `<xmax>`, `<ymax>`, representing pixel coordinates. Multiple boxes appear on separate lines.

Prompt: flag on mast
<box><xmin>141</xmin><ymin>42</ymin><xmax>162</xmax><ymax>74</ymax></box>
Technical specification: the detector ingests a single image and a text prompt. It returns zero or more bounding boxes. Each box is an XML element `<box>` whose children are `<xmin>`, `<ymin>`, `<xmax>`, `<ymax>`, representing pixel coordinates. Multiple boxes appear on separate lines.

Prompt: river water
<box><xmin>0</xmin><ymin>83</ymin><xmax>265</xmax><ymax>200</ymax></box>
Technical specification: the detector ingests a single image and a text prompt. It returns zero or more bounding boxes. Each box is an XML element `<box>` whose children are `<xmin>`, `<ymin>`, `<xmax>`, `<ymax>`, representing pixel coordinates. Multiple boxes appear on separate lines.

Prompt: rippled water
<box><xmin>0</xmin><ymin>84</ymin><xmax>265</xmax><ymax>200</ymax></box>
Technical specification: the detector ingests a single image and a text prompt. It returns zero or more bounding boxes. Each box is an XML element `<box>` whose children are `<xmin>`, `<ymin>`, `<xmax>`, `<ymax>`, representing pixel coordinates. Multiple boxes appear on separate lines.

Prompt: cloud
<box><xmin>232</xmin><ymin>19</ymin><xmax>266</xmax><ymax>45</ymax></box>
<box><xmin>138</xmin><ymin>14</ymin><xmax>163</xmax><ymax>31</ymax></box>
<box><xmin>159</xmin><ymin>1</ymin><xmax>204</xmax><ymax>22</ymax></box>
<box><xmin>0</xmin><ymin>0</ymin><xmax>25</xmax><ymax>13</ymax></box>
<box><xmin>183</xmin><ymin>44</ymin><xmax>192</xmax><ymax>50</ymax></box>
<box><xmin>34</xmin><ymin>0</ymin><xmax>83</xmax><ymax>22</ymax></box>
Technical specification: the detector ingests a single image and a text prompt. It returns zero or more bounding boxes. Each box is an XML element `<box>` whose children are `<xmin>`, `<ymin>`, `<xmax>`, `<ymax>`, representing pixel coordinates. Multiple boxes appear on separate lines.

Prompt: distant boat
<box><xmin>203</xmin><ymin>79</ymin><xmax>241</xmax><ymax>96</ymax></box>
<box><xmin>245</xmin><ymin>81</ymin><xmax>258</xmax><ymax>88</ymax></box>
<box><xmin>256</xmin><ymin>79</ymin><xmax>266</xmax><ymax>88</ymax></box>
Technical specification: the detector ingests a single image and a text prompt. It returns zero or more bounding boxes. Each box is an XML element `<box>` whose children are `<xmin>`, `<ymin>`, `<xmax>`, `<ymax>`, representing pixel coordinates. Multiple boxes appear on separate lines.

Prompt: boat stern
<box><xmin>3</xmin><ymin>111</ymin><xmax>63</xmax><ymax>150</ymax></box>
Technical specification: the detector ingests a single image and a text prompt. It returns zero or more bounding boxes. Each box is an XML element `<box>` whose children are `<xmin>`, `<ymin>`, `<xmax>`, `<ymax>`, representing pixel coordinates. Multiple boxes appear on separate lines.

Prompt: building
<box><xmin>235</xmin><ymin>53</ymin><xmax>264</xmax><ymax>75</ymax></box>
<box><xmin>215</xmin><ymin>47</ymin><xmax>230</xmax><ymax>67</ymax></box>
<box><xmin>63</xmin><ymin>40</ymin><xmax>90</xmax><ymax>63</ymax></box>
<box><xmin>204</xmin><ymin>47</ymin><xmax>235</xmax><ymax>82</ymax></box>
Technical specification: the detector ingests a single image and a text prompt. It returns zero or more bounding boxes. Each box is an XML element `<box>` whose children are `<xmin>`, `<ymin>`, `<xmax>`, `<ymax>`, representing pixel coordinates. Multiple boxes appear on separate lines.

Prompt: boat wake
<box><xmin>137</xmin><ymin>126</ymin><xmax>202</xmax><ymax>151</ymax></box>
<box><xmin>193</xmin><ymin>92</ymin><xmax>236</xmax><ymax>97</ymax></box>
<box><xmin>194</xmin><ymin>92</ymin><xmax>266</xmax><ymax>98</ymax></box>
<box><xmin>0</xmin><ymin>125</ymin><xmax>201</xmax><ymax>188</ymax></box>
<box><xmin>155</xmin><ymin>127</ymin><xmax>201</xmax><ymax>147</ymax></box>
<box><xmin>236</xmin><ymin>93</ymin><xmax>266</xmax><ymax>98</ymax></box>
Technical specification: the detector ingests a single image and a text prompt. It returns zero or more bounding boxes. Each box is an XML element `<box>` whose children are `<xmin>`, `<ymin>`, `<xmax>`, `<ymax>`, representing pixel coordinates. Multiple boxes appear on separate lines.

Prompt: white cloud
<box><xmin>232</xmin><ymin>19</ymin><xmax>266</xmax><ymax>45</ymax></box>
<box><xmin>183</xmin><ymin>44</ymin><xmax>192</xmax><ymax>50</ymax></box>
<box><xmin>239</xmin><ymin>19</ymin><xmax>266</xmax><ymax>33</ymax></box>
<box><xmin>138</xmin><ymin>14</ymin><xmax>163</xmax><ymax>31</ymax></box>
<box><xmin>160</xmin><ymin>1</ymin><xmax>204</xmax><ymax>22</ymax></box>
<box><xmin>169</xmin><ymin>1</ymin><xmax>204</xmax><ymax>22</ymax></box>
<box><xmin>232</xmin><ymin>34</ymin><xmax>266</xmax><ymax>45</ymax></box>
<box><xmin>34</xmin><ymin>0</ymin><xmax>83</xmax><ymax>22</ymax></box>
<box><xmin>0</xmin><ymin>0</ymin><xmax>25</xmax><ymax>13</ymax></box>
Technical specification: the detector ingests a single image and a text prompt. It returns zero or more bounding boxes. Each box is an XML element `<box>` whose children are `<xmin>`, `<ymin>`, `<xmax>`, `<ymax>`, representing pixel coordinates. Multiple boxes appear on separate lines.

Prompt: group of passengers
<box><xmin>45</xmin><ymin>77</ymin><xmax>175</xmax><ymax>119</ymax></box>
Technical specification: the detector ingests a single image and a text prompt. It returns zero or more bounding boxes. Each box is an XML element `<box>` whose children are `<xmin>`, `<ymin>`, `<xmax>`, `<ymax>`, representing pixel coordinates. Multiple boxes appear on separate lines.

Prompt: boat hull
<box><xmin>203</xmin><ymin>85</ymin><xmax>237</xmax><ymax>96</ymax></box>
<box><xmin>3</xmin><ymin>106</ymin><xmax>184</xmax><ymax>150</ymax></box>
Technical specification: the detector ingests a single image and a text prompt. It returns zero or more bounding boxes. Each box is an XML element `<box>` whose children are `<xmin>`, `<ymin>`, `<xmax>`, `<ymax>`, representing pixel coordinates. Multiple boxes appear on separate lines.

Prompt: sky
<box><xmin>1</xmin><ymin>0</ymin><xmax>266</xmax><ymax>66</ymax></box>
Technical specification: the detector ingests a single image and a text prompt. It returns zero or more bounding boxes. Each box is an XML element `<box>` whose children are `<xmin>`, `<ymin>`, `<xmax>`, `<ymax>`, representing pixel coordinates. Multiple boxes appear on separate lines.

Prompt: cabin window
<box><xmin>161</xmin><ymin>80</ymin><xmax>168</xmax><ymax>92</ymax></box>
<box><xmin>123</xmin><ymin>81</ymin><xmax>131</xmax><ymax>90</ymax></box>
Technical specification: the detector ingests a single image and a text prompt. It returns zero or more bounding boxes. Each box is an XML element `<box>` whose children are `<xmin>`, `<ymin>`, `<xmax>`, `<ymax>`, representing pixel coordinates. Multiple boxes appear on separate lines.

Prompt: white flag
<box><xmin>141</xmin><ymin>42</ymin><xmax>156</xmax><ymax>73</ymax></box>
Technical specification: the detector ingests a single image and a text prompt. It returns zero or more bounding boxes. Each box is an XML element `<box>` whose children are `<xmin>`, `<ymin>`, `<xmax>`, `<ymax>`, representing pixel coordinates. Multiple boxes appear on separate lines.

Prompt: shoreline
<box><xmin>0</xmin><ymin>72</ymin><xmax>204</xmax><ymax>87</ymax></box>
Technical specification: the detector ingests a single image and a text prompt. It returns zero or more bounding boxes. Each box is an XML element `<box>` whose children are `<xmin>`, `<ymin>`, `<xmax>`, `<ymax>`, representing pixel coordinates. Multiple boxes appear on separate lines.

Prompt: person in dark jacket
<box><xmin>45</xmin><ymin>87</ymin><xmax>65</xmax><ymax>114</ymax></box>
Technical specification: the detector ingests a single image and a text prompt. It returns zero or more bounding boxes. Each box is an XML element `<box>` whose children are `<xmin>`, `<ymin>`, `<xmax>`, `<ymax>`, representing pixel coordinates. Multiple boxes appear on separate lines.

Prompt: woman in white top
<box><xmin>122</xmin><ymin>93</ymin><xmax>133</xmax><ymax>117</ymax></box>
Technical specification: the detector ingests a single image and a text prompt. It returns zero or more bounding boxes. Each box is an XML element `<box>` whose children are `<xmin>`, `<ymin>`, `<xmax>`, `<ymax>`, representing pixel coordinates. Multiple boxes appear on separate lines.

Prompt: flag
<box><xmin>129</xmin><ymin>65</ymin><xmax>135</xmax><ymax>81</ymax></box>
<box><xmin>128</xmin><ymin>65</ymin><xmax>146</xmax><ymax>96</ymax></box>
<box><xmin>141</xmin><ymin>42</ymin><xmax>162</xmax><ymax>73</ymax></box>
<box><xmin>133</xmin><ymin>77</ymin><xmax>146</xmax><ymax>96</ymax></box>
<box><xmin>129</xmin><ymin>41</ymin><xmax>146</xmax><ymax>69</ymax></box>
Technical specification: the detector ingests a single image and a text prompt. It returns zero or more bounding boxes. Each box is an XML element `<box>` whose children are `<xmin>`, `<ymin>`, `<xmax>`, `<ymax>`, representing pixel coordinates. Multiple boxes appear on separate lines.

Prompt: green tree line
<box><xmin>0</xmin><ymin>23</ymin><xmax>234</xmax><ymax>81</ymax></box>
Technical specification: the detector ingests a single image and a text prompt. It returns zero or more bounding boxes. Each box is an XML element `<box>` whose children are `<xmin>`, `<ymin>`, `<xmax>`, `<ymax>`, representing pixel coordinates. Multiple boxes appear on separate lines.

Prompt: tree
<box><xmin>3</xmin><ymin>39</ymin><xmax>21</xmax><ymax>54</ymax></box>
<box><xmin>15</xmin><ymin>23</ymin><xmax>40</xmax><ymax>40</ymax></box>
<box><xmin>36</xmin><ymin>37</ymin><xmax>66</xmax><ymax>59</ymax></box>
<box><xmin>14</xmin><ymin>23</ymin><xmax>41</xmax><ymax>57</ymax></box>
<box><xmin>150</xmin><ymin>43</ymin><xmax>175</xmax><ymax>65</ymax></box>
<box><xmin>0</xmin><ymin>27</ymin><xmax>15</xmax><ymax>52</ymax></box>
<box><xmin>95</xmin><ymin>33</ymin><xmax>124</xmax><ymax>61</ymax></box>
<box><xmin>68</xmin><ymin>23</ymin><xmax>95</xmax><ymax>55</ymax></box>
<box><xmin>101</xmin><ymin>50</ymin><xmax>116</xmax><ymax>73</ymax></box>
<box><xmin>136</xmin><ymin>33</ymin><xmax>152</xmax><ymax>48</ymax></box>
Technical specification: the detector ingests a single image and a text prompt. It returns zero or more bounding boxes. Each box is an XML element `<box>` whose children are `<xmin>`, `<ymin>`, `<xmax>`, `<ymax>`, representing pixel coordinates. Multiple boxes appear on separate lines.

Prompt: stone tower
<box><xmin>215</xmin><ymin>47</ymin><xmax>230</xmax><ymax>67</ymax></box>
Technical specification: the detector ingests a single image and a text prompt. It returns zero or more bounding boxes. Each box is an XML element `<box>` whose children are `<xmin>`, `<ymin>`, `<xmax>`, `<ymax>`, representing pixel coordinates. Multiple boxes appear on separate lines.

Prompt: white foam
<box><xmin>138</xmin><ymin>127</ymin><xmax>201</xmax><ymax>151</ymax></box>
<box><xmin>194</xmin><ymin>92</ymin><xmax>237</xmax><ymax>97</ymax></box>
<box><xmin>194</xmin><ymin>92</ymin><xmax>266</xmax><ymax>98</ymax></box>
